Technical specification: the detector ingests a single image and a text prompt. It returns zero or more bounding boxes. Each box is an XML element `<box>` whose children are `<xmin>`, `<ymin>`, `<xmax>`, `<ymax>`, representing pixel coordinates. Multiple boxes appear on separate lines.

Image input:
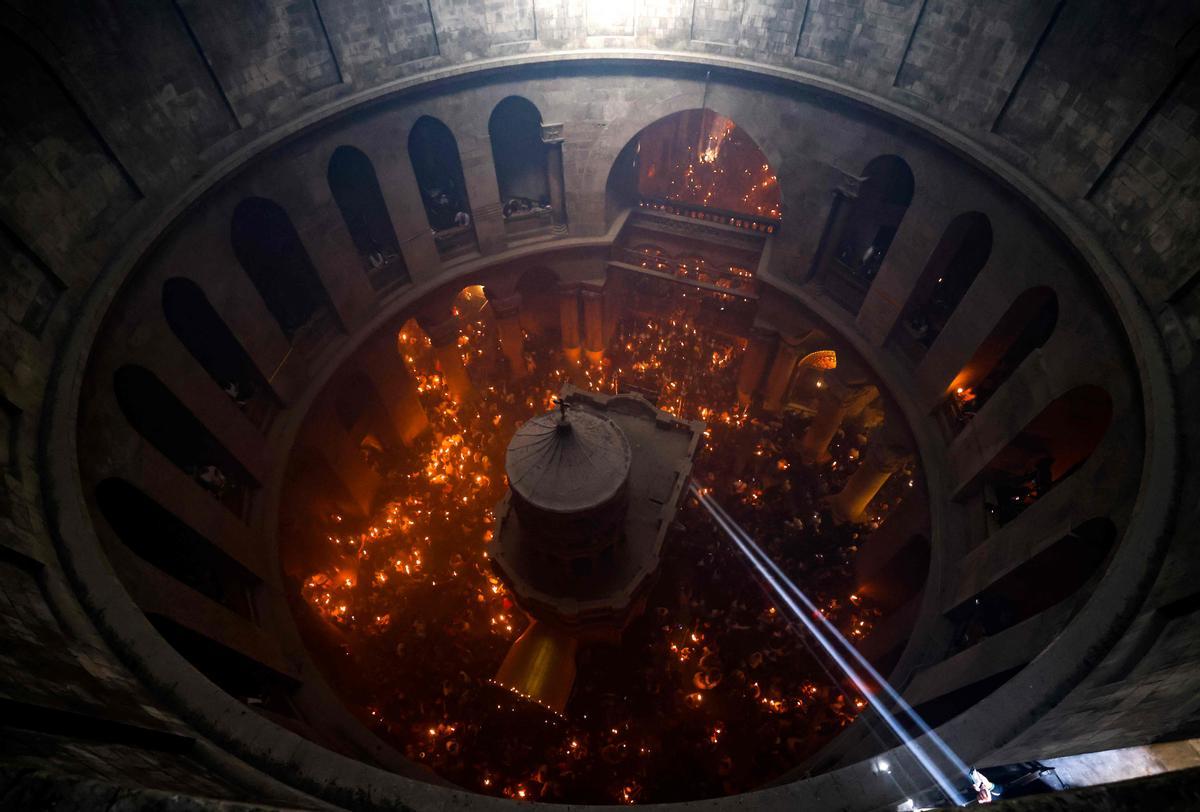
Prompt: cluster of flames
<box><xmin>638</xmin><ymin>111</ymin><xmax>782</xmax><ymax>221</ymax></box>
<box><xmin>293</xmin><ymin>300</ymin><xmax>895</xmax><ymax>803</ymax></box>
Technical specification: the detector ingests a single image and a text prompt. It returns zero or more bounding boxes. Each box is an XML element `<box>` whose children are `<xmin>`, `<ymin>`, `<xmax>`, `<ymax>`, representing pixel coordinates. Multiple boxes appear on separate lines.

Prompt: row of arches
<box><xmin>112</xmin><ymin>364</ymin><xmax>258</xmax><ymax>518</ymax></box>
<box><xmin>814</xmin><ymin>155</ymin><xmax>915</xmax><ymax>309</ymax></box>
<box><xmin>221</xmin><ymin>97</ymin><xmax>559</xmax><ymax>357</ymax></box>
<box><xmin>409</xmin><ymin>96</ymin><xmax>558</xmax><ymax>245</ymax></box>
<box><xmin>812</xmin><ymin>157</ymin><xmax>1002</xmax><ymax>375</ymax></box>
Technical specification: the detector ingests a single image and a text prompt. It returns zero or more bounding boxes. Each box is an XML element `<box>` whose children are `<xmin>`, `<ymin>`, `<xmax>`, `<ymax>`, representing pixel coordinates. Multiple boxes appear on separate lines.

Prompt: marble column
<box><xmin>828</xmin><ymin>439</ymin><xmax>911</xmax><ymax>524</ymax></box>
<box><xmin>760</xmin><ymin>335</ymin><xmax>804</xmax><ymax>413</ymax></box>
<box><xmin>736</xmin><ymin>327</ymin><xmax>777</xmax><ymax>408</ymax></box>
<box><xmin>559</xmin><ymin>283</ymin><xmax>582</xmax><ymax>364</ymax></box>
<box><xmin>491</xmin><ymin>293</ymin><xmax>528</xmax><ymax>379</ymax></box>
<box><xmin>581</xmin><ymin>287</ymin><xmax>605</xmax><ymax>367</ymax></box>
<box><xmin>800</xmin><ymin>380</ymin><xmax>878</xmax><ymax>464</ymax></box>
<box><xmin>542</xmin><ymin>122</ymin><xmax>567</xmax><ymax>232</ymax></box>
<box><xmin>424</xmin><ymin>317</ymin><xmax>473</xmax><ymax>402</ymax></box>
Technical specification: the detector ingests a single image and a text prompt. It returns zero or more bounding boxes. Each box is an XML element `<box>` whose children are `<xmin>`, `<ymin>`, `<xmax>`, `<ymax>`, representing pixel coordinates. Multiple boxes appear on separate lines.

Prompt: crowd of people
<box><xmin>291</xmin><ymin>297</ymin><xmax>919</xmax><ymax>803</ymax></box>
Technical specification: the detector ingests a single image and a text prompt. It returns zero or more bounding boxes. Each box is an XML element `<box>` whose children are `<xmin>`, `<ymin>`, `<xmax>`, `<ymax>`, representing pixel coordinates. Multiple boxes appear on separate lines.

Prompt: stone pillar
<box><xmin>542</xmin><ymin>122</ymin><xmax>567</xmax><ymax>232</ymax></box>
<box><xmin>581</xmin><ymin>287</ymin><xmax>605</xmax><ymax>366</ymax></box>
<box><xmin>424</xmin><ymin>317</ymin><xmax>473</xmax><ymax>402</ymax></box>
<box><xmin>491</xmin><ymin>294</ymin><xmax>528</xmax><ymax>379</ymax></box>
<box><xmin>559</xmin><ymin>283</ymin><xmax>582</xmax><ymax>364</ymax></box>
<box><xmin>760</xmin><ymin>336</ymin><xmax>804</xmax><ymax>413</ymax></box>
<box><xmin>358</xmin><ymin>331</ymin><xmax>428</xmax><ymax>445</ymax></box>
<box><xmin>800</xmin><ymin>380</ymin><xmax>877</xmax><ymax>464</ymax></box>
<box><xmin>736</xmin><ymin>327</ymin><xmax>777</xmax><ymax>408</ymax></box>
<box><xmin>304</xmin><ymin>400</ymin><xmax>383</xmax><ymax>516</ymax></box>
<box><xmin>828</xmin><ymin>439</ymin><xmax>911</xmax><ymax>524</ymax></box>
<box><xmin>808</xmin><ymin>174</ymin><xmax>860</xmax><ymax>282</ymax></box>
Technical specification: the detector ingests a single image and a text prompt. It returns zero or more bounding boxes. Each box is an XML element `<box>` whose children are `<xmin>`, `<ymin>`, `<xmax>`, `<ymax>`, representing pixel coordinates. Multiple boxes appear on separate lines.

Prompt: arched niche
<box><xmin>113</xmin><ymin>364</ymin><xmax>256</xmax><ymax>517</ymax></box>
<box><xmin>946</xmin><ymin>517</ymin><xmax>1117</xmax><ymax>650</ymax></box>
<box><xmin>603</xmin><ymin>108</ymin><xmax>782</xmax><ymax>231</ymax></box>
<box><xmin>162</xmin><ymin>277</ymin><xmax>278</xmax><ymax>428</ymax></box>
<box><xmin>408</xmin><ymin>116</ymin><xmax>476</xmax><ymax>258</ymax></box>
<box><xmin>327</xmin><ymin>145</ymin><xmax>410</xmax><ymax>291</ymax></box>
<box><xmin>489</xmin><ymin>97</ymin><xmax>549</xmax><ymax>209</ymax></box>
<box><xmin>819</xmin><ymin>155</ymin><xmax>915</xmax><ymax>313</ymax></box>
<box><xmin>972</xmin><ymin>385</ymin><xmax>1113</xmax><ymax>526</ymax></box>
<box><xmin>895</xmin><ymin>212</ymin><xmax>993</xmax><ymax>359</ymax></box>
<box><xmin>452</xmin><ymin>283</ymin><xmax>498</xmax><ymax>365</ymax></box>
<box><xmin>95</xmin><ymin>478</ymin><xmax>258</xmax><ymax>618</ymax></box>
<box><xmin>944</xmin><ymin>287</ymin><xmax>1059</xmax><ymax>430</ymax></box>
<box><xmin>230</xmin><ymin>197</ymin><xmax>333</xmax><ymax>340</ymax></box>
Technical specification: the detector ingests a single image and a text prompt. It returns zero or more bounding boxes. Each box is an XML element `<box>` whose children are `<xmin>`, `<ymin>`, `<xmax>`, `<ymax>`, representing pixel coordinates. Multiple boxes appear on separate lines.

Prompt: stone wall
<box><xmin>0</xmin><ymin>2</ymin><xmax>1195</xmax><ymax>809</ymax></box>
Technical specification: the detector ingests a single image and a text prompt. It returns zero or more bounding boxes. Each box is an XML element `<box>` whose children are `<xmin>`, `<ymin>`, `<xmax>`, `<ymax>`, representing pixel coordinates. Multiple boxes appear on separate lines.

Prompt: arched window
<box><xmin>945</xmin><ymin>287</ymin><xmax>1058</xmax><ymax>430</ymax></box>
<box><xmin>327</xmin><ymin>146</ymin><xmax>410</xmax><ymax>291</ymax></box>
<box><xmin>230</xmin><ymin>197</ymin><xmax>332</xmax><ymax>340</ymax></box>
<box><xmin>489</xmin><ymin>97</ymin><xmax>549</xmax><ymax>211</ymax></box>
<box><xmin>603</xmin><ymin>108</ymin><xmax>781</xmax><ymax>232</ymax></box>
<box><xmin>947</xmin><ymin>518</ymin><xmax>1116</xmax><ymax>650</ymax></box>
<box><xmin>148</xmin><ymin>613</ymin><xmax>300</xmax><ymax>712</ymax></box>
<box><xmin>452</xmin><ymin>284</ymin><xmax>497</xmax><ymax>364</ymax></box>
<box><xmin>895</xmin><ymin>212</ymin><xmax>992</xmax><ymax>359</ymax></box>
<box><xmin>908</xmin><ymin>516</ymin><xmax>1116</xmax><ymax>727</ymax></box>
<box><xmin>972</xmin><ymin>385</ymin><xmax>1113</xmax><ymax>526</ymax></box>
<box><xmin>162</xmin><ymin>277</ymin><xmax>278</xmax><ymax>428</ymax></box>
<box><xmin>819</xmin><ymin>155</ymin><xmax>914</xmax><ymax>312</ymax></box>
<box><xmin>408</xmin><ymin>116</ymin><xmax>476</xmax><ymax>257</ymax></box>
<box><xmin>113</xmin><ymin>365</ymin><xmax>256</xmax><ymax>516</ymax></box>
<box><xmin>95</xmin><ymin>478</ymin><xmax>258</xmax><ymax>618</ymax></box>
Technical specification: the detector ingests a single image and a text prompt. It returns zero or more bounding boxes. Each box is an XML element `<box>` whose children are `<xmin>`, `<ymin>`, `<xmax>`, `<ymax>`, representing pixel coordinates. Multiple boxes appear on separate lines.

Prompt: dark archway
<box><xmin>840</xmin><ymin>156</ymin><xmax>915</xmax><ymax>271</ymax></box>
<box><xmin>162</xmin><ymin>277</ymin><xmax>277</xmax><ymax>428</ymax></box>
<box><xmin>230</xmin><ymin>197</ymin><xmax>332</xmax><ymax>340</ymax></box>
<box><xmin>603</xmin><ymin>108</ymin><xmax>781</xmax><ymax>231</ymax></box>
<box><xmin>95</xmin><ymin>478</ymin><xmax>258</xmax><ymax>618</ymax></box>
<box><xmin>489</xmin><ymin>97</ymin><xmax>549</xmax><ymax>208</ymax></box>
<box><xmin>113</xmin><ymin>365</ymin><xmax>256</xmax><ymax>516</ymax></box>
<box><xmin>409</xmin><ymin>116</ymin><xmax>472</xmax><ymax>230</ymax></box>
<box><xmin>328</xmin><ymin>146</ymin><xmax>410</xmax><ymax>291</ymax></box>
<box><xmin>895</xmin><ymin>212</ymin><xmax>993</xmax><ymax>359</ymax></box>
<box><xmin>972</xmin><ymin>385</ymin><xmax>1113</xmax><ymax>526</ymax></box>
<box><xmin>947</xmin><ymin>518</ymin><xmax>1117</xmax><ymax>649</ymax></box>
<box><xmin>945</xmin><ymin>287</ymin><xmax>1059</xmax><ymax>430</ymax></box>
<box><xmin>816</xmin><ymin>155</ymin><xmax>914</xmax><ymax>313</ymax></box>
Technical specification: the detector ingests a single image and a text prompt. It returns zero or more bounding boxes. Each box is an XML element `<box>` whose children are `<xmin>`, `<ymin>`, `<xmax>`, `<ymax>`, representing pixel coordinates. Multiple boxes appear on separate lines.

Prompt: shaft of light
<box><xmin>701</xmin><ymin>492</ymin><xmax>973</xmax><ymax>781</ymax></box>
<box><xmin>690</xmin><ymin>484</ymin><xmax>967</xmax><ymax>806</ymax></box>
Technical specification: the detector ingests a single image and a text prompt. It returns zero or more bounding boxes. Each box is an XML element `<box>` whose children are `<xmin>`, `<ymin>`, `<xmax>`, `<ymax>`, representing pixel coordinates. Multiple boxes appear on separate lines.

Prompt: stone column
<box><xmin>760</xmin><ymin>335</ymin><xmax>804</xmax><ymax>413</ymax></box>
<box><xmin>542</xmin><ymin>122</ymin><xmax>567</xmax><ymax>232</ymax></box>
<box><xmin>559</xmin><ymin>283</ymin><xmax>582</xmax><ymax>364</ymax></box>
<box><xmin>491</xmin><ymin>294</ymin><xmax>528</xmax><ymax>379</ymax></box>
<box><xmin>828</xmin><ymin>439</ymin><xmax>911</xmax><ymax>524</ymax></box>
<box><xmin>800</xmin><ymin>380</ymin><xmax>878</xmax><ymax>464</ymax></box>
<box><xmin>358</xmin><ymin>331</ymin><xmax>428</xmax><ymax>445</ymax></box>
<box><xmin>304</xmin><ymin>400</ymin><xmax>383</xmax><ymax>517</ymax></box>
<box><xmin>736</xmin><ymin>327</ymin><xmax>777</xmax><ymax>408</ymax></box>
<box><xmin>581</xmin><ymin>287</ymin><xmax>605</xmax><ymax>366</ymax></box>
<box><xmin>807</xmin><ymin>174</ymin><xmax>860</xmax><ymax>282</ymax></box>
<box><xmin>424</xmin><ymin>317</ymin><xmax>473</xmax><ymax>402</ymax></box>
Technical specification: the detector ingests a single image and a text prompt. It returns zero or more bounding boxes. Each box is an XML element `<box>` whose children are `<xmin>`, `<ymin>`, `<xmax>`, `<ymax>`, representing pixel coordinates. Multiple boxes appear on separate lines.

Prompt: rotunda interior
<box><xmin>1</xmin><ymin>2</ymin><xmax>1198</xmax><ymax>811</ymax></box>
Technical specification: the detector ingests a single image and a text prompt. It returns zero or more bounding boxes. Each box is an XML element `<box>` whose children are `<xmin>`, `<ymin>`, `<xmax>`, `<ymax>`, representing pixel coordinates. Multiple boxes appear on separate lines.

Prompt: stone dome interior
<box><xmin>1</xmin><ymin>2</ymin><xmax>1197</xmax><ymax>811</ymax></box>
